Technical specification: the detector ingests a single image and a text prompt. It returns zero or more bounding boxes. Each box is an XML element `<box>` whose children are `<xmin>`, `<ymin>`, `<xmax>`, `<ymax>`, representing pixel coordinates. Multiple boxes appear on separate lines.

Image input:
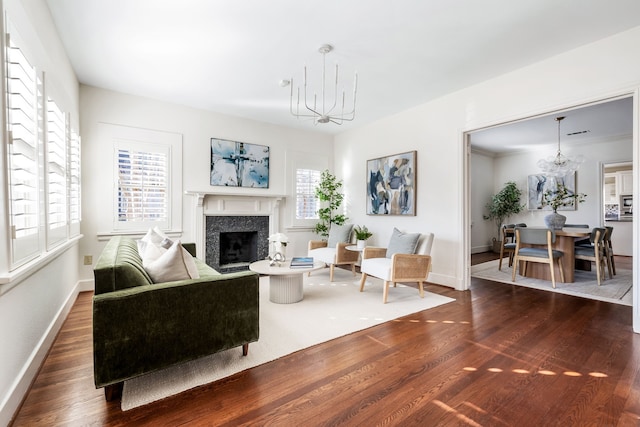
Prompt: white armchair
<box><xmin>359</xmin><ymin>229</ymin><xmax>434</xmax><ymax>303</ymax></box>
<box><xmin>308</xmin><ymin>223</ymin><xmax>358</xmax><ymax>282</ymax></box>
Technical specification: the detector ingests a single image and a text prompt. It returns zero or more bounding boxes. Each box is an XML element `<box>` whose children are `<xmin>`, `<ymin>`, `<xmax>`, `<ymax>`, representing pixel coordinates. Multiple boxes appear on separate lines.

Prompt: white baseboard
<box><xmin>1</xmin><ymin>280</ymin><xmax>89</xmax><ymax>426</ymax></box>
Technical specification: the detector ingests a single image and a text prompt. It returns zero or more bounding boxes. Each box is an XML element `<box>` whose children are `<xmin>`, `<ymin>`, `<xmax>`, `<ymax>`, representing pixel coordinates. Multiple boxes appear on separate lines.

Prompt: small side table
<box><xmin>249</xmin><ymin>259</ymin><xmax>325</xmax><ymax>304</ymax></box>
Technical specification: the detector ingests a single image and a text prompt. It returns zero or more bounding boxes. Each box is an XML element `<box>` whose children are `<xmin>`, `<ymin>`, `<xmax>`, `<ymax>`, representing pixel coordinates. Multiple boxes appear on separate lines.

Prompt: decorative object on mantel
<box><xmin>268</xmin><ymin>233</ymin><xmax>288</xmax><ymax>264</ymax></box>
<box><xmin>353</xmin><ymin>225</ymin><xmax>373</xmax><ymax>249</ymax></box>
<box><xmin>541</xmin><ymin>181</ymin><xmax>587</xmax><ymax>230</ymax></box>
<box><xmin>210</xmin><ymin>138</ymin><xmax>269</xmax><ymax>188</ymax></box>
<box><xmin>366</xmin><ymin>151</ymin><xmax>417</xmax><ymax>216</ymax></box>
<box><xmin>313</xmin><ymin>170</ymin><xmax>348</xmax><ymax>238</ymax></box>
<box><xmin>536</xmin><ymin>116</ymin><xmax>584</xmax><ymax>177</ymax></box>
<box><xmin>286</xmin><ymin>44</ymin><xmax>357</xmax><ymax>125</ymax></box>
<box><xmin>483</xmin><ymin>181</ymin><xmax>525</xmax><ymax>253</ymax></box>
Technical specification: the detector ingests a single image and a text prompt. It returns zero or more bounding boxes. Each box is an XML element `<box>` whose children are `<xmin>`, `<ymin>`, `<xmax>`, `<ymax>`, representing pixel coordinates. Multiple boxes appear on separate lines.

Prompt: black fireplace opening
<box><xmin>219</xmin><ymin>231</ymin><xmax>258</xmax><ymax>269</ymax></box>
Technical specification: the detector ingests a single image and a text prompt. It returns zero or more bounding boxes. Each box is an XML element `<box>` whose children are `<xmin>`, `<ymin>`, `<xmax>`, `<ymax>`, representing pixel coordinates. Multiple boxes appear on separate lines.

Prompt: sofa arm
<box><xmin>362</xmin><ymin>246</ymin><xmax>387</xmax><ymax>259</ymax></box>
<box><xmin>308</xmin><ymin>240</ymin><xmax>328</xmax><ymax>251</ymax></box>
<box><xmin>390</xmin><ymin>254</ymin><xmax>432</xmax><ymax>282</ymax></box>
<box><xmin>336</xmin><ymin>242</ymin><xmax>359</xmax><ymax>263</ymax></box>
<box><xmin>92</xmin><ymin>270</ymin><xmax>259</xmax><ymax>388</ymax></box>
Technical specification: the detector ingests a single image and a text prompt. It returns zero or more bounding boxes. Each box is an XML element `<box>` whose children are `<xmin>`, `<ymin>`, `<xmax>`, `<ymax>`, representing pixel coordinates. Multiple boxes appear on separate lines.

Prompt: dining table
<box><xmin>518</xmin><ymin>227</ymin><xmax>592</xmax><ymax>283</ymax></box>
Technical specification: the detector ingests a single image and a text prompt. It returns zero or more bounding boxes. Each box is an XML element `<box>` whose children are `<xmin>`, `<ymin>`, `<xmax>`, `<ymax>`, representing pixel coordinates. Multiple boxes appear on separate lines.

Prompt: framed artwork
<box><xmin>210</xmin><ymin>138</ymin><xmax>269</xmax><ymax>188</ymax></box>
<box><xmin>527</xmin><ymin>172</ymin><xmax>577</xmax><ymax>211</ymax></box>
<box><xmin>366</xmin><ymin>150</ymin><xmax>416</xmax><ymax>215</ymax></box>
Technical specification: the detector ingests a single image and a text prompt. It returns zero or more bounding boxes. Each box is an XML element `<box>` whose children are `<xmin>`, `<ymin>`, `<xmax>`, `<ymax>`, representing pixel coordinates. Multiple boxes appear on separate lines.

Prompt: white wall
<box><xmin>0</xmin><ymin>1</ymin><xmax>81</xmax><ymax>424</ymax></box>
<box><xmin>78</xmin><ymin>86</ymin><xmax>334</xmax><ymax>281</ymax></box>
<box><xmin>334</xmin><ymin>26</ymin><xmax>640</xmax><ymax>331</ymax></box>
<box><xmin>470</xmin><ymin>151</ymin><xmax>495</xmax><ymax>253</ymax></box>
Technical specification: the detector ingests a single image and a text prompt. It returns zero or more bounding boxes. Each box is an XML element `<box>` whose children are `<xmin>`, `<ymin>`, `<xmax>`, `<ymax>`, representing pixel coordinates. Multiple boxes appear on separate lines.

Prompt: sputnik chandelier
<box><xmin>288</xmin><ymin>44</ymin><xmax>357</xmax><ymax>125</ymax></box>
<box><xmin>536</xmin><ymin>116</ymin><xmax>584</xmax><ymax>177</ymax></box>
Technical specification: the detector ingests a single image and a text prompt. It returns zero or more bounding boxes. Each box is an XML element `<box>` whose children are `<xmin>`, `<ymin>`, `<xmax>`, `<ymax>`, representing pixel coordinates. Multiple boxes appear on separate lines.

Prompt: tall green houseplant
<box><xmin>483</xmin><ymin>181</ymin><xmax>525</xmax><ymax>247</ymax></box>
<box><xmin>314</xmin><ymin>170</ymin><xmax>348</xmax><ymax>238</ymax></box>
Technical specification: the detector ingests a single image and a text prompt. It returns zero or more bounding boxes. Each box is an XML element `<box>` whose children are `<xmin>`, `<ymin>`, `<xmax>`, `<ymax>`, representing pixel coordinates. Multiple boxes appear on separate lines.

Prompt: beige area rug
<box><xmin>471</xmin><ymin>259</ymin><xmax>633</xmax><ymax>306</ymax></box>
<box><xmin>121</xmin><ymin>268</ymin><xmax>455</xmax><ymax>410</ymax></box>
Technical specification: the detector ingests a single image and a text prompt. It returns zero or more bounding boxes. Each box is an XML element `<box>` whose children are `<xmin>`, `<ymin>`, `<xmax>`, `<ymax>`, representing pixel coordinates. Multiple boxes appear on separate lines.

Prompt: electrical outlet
<box><xmin>83</xmin><ymin>255</ymin><xmax>93</xmax><ymax>265</ymax></box>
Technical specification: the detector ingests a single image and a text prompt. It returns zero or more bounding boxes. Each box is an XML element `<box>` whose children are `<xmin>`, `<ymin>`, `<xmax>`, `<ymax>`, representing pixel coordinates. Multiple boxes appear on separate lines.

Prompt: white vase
<box><xmin>357</xmin><ymin>240</ymin><xmax>366</xmax><ymax>250</ymax></box>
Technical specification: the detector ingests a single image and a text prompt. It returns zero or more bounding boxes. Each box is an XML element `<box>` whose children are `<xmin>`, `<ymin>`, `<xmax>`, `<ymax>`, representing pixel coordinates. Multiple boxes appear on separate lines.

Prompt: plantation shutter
<box><xmin>68</xmin><ymin>128</ymin><xmax>81</xmax><ymax>236</ymax></box>
<box><xmin>6</xmin><ymin>33</ymin><xmax>41</xmax><ymax>264</ymax></box>
<box><xmin>46</xmin><ymin>97</ymin><xmax>67</xmax><ymax>247</ymax></box>
<box><xmin>116</xmin><ymin>142</ymin><xmax>169</xmax><ymax>229</ymax></box>
<box><xmin>296</xmin><ymin>168</ymin><xmax>320</xmax><ymax>220</ymax></box>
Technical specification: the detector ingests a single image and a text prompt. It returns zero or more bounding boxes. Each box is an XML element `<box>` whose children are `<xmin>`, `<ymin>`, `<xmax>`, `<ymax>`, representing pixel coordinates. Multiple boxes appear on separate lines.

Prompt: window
<box><xmin>68</xmin><ymin>129</ymin><xmax>81</xmax><ymax>236</ymax></box>
<box><xmin>296</xmin><ymin>168</ymin><xmax>321</xmax><ymax>220</ymax></box>
<box><xmin>46</xmin><ymin>97</ymin><xmax>67</xmax><ymax>247</ymax></box>
<box><xmin>115</xmin><ymin>142</ymin><xmax>169</xmax><ymax>229</ymax></box>
<box><xmin>5</xmin><ymin>33</ymin><xmax>41</xmax><ymax>264</ymax></box>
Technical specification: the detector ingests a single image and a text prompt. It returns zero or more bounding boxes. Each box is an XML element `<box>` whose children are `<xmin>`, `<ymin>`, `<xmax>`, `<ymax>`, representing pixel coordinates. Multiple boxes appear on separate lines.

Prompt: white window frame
<box><xmin>45</xmin><ymin>95</ymin><xmax>67</xmax><ymax>249</ymax></box>
<box><xmin>287</xmin><ymin>151</ymin><xmax>328</xmax><ymax>228</ymax></box>
<box><xmin>108</xmin><ymin>124</ymin><xmax>183</xmax><ymax>233</ymax></box>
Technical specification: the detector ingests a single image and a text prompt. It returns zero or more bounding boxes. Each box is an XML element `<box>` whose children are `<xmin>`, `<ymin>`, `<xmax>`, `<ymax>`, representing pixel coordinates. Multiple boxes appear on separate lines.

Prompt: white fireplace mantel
<box><xmin>185</xmin><ymin>191</ymin><xmax>286</xmax><ymax>259</ymax></box>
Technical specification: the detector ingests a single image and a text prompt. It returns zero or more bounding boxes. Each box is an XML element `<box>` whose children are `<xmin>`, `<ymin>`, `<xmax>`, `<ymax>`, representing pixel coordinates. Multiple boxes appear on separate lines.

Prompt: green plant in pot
<box><xmin>314</xmin><ymin>170</ymin><xmax>348</xmax><ymax>238</ymax></box>
<box><xmin>483</xmin><ymin>181</ymin><xmax>525</xmax><ymax>252</ymax></box>
<box><xmin>541</xmin><ymin>182</ymin><xmax>586</xmax><ymax>229</ymax></box>
<box><xmin>353</xmin><ymin>225</ymin><xmax>373</xmax><ymax>249</ymax></box>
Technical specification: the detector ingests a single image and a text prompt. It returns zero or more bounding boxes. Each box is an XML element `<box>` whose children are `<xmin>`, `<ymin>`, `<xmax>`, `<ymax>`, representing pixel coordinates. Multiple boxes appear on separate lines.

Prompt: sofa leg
<box><xmin>242</xmin><ymin>343</ymin><xmax>249</xmax><ymax>356</ymax></box>
<box><xmin>104</xmin><ymin>382</ymin><xmax>123</xmax><ymax>401</ymax></box>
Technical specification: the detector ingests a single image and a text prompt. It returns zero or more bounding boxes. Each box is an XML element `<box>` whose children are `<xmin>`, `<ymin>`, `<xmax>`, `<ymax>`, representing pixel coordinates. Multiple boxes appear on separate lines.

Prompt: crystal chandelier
<box><xmin>289</xmin><ymin>44</ymin><xmax>357</xmax><ymax>125</ymax></box>
<box><xmin>536</xmin><ymin>116</ymin><xmax>584</xmax><ymax>177</ymax></box>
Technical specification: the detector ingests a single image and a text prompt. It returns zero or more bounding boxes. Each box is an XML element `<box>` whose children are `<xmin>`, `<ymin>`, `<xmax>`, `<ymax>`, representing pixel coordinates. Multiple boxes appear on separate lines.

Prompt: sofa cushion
<box><xmin>361</xmin><ymin>257</ymin><xmax>392</xmax><ymax>281</ymax></box>
<box><xmin>144</xmin><ymin>240</ymin><xmax>200</xmax><ymax>283</ymax></box>
<box><xmin>327</xmin><ymin>223</ymin><xmax>353</xmax><ymax>247</ymax></box>
<box><xmin>386</xmin><ymin>228</ymin><xmax>420</xmax><ymax>258</ymax></box>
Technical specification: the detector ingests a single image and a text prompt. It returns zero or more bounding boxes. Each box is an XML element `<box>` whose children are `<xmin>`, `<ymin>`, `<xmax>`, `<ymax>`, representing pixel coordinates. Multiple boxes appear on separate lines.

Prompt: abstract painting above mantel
<box><xmin>366</xmin><ymin>150</ymin><xmax>416</xmax><ymax>215</ymax></box>
<box><xmin>527</xmin><ymin>172</ymin><xmax>577</xmax><ymax>211</ymax></box>
<box><xmin>210</xmin><ymin>138</ymin><xmax>269</xmax><ymax>188</ymax></box>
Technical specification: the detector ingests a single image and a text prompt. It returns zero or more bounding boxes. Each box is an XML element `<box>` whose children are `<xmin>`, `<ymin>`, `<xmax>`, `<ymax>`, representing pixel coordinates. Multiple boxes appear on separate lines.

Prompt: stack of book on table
<box><xmin>290</xmin><ymin>257</ymin><xmax>314</xmax><ymax>268</ymax></box>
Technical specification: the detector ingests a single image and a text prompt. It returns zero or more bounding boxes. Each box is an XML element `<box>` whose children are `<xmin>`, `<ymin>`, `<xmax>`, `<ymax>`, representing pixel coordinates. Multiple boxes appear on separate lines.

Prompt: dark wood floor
<box><xmin>10</xmin><ymin>254</ymin><xmax>640</xmax><ymax>426</ymax></box>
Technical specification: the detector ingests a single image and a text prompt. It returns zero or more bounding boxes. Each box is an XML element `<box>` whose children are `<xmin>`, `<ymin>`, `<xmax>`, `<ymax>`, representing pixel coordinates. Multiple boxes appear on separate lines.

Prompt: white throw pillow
<box><xmin>144</xmin><ymin>239</ymin><xmax>200</xmax><ymax>283</ymax></box>
<box><xmin>385</xmin><ymin>227</ymin><xmax>420</xmax><ymax>258</ymax></box>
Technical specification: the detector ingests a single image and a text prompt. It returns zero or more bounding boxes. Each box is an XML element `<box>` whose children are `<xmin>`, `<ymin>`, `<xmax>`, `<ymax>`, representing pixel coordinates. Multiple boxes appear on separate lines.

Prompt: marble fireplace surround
<box><xmin>186</xmin><ymin>192</ymin><xmax>285</xmax><ymax>265</ymax></box>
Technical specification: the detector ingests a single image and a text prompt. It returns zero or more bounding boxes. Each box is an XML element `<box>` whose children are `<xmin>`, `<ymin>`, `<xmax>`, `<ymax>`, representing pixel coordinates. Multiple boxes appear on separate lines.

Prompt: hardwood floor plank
<box><xmin>10</xmin><ymin>256</ymin><xmax>640</xmax><ymax>426</ymax></box>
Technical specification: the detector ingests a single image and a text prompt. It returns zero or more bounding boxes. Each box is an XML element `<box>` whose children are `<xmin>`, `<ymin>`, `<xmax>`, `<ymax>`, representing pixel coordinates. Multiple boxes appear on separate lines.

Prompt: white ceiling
<box><xmin>45</xmin><ymin>0</ymin><xmax>640</xmax><ymax>136</ymax></box>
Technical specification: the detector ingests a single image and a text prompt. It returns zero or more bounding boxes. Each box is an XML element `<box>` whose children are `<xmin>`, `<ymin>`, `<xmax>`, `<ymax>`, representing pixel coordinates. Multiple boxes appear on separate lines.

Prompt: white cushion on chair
<box><xmin>308</xmin><ymin>247</ymin><xmax>336</xmax><ymax>264</ymax></box>
<box><xmin>361</xmin><ymin>257</ymin><xmax>392</xmax><ymax>281</ymax></box>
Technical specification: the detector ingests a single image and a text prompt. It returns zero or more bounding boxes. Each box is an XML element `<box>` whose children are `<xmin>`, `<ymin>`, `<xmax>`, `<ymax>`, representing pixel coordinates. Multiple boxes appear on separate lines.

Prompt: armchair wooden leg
<box><xmin>359</xmin><ymin>273</ymin><xmax>368</xmax><ymax>291</ymax></box>
<box><xmin>330</xmin><ymin>264</ymin><xmax>335</xmax><ymax>282</ymax></box>
<box><xmin>351</xmin><ymin>263</ymin><xmax>356</xmax><ymax>276</ymax></box>
<box><xmin>242</xmin><ymin>343</ymin><xmax>249</xmax><ymax>356</ymax></box>
<box><xmin>383</xmin><ymin>281</ymin><xmax>390</xmax><ymax>304</ymax></box>
<box><xmin>418</xmin><ymin>282</ymin><xmax>424</xmax><ymax>298</ymax></box>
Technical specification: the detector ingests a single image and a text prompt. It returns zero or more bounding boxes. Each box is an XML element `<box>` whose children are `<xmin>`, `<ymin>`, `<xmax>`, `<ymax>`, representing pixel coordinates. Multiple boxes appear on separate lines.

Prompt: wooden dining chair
<box><xmin>603</xmin><ymin>226</ymin><xmax>616</xmax><ymax>276</ymax></box>
<box><xmin>499</xmin><ymin>223</ymin><xmax>526</xmax><ymax>270</ymax></box>
<box><xmin>574</xmin><ymin>227</ymin><xmax>608</xmax><ymax>285</ymax></box>
<box><xmin>511</xmin><ymin>227</ymin><xmax>565</xmax><ymax>288</ymax></box>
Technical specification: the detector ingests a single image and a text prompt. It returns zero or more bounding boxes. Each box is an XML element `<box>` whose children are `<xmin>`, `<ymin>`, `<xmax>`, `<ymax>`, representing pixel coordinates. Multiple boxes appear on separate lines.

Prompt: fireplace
<box><xmin>206</xmin><ymin>215</ymin><xmax>269</xmax><ymax>273</ymax></box>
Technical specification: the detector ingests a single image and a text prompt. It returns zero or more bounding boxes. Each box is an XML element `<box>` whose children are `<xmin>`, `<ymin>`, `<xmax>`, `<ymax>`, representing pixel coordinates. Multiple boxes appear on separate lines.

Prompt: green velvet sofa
<box><xmin>92</xmin><ymin>236</ymin><xmax>259</xmax><ymax>400</ymax></box>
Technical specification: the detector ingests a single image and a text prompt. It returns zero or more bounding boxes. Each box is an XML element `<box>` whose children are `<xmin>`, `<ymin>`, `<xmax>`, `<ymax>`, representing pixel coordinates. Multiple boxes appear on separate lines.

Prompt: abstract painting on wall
<box><xmin>527</xmin><ymin>172</ymin><xmax>576</xmax><ymax>211</ymax></box>
<box><xmin>210</xmin><ymin>138</ymin><xmax>269</xmax><ymax>188</ymax></box>
<box><xmin>366</xmin><ymin>150</ymin><xmax>416</xmax><ymax>215</ymax></box>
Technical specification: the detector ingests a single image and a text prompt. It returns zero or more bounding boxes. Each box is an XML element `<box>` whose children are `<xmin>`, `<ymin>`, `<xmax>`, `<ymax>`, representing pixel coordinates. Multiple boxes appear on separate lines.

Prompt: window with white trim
<box><xmin>296</xmin><ymin>168</ymin><xmax>321</xmax><ymax>220</ymax></box>
<box><xmin>114</xmin><ymin>140</ymin><xmax>170</xmax><ymax>231</ymax></box>
<box><xmin>68</xmin><ymin>129</ymin><xmax>81</xmax><ymax>236</ymax></box>
<box><xmin>5</xmin><ymin>32</ymin><xmax>41</xmax><ymax>264</ymax></box>
<box><xmin>46</xmin><ymin>97</ymin><xmax>67</xmax><ymax>248</ymax></box>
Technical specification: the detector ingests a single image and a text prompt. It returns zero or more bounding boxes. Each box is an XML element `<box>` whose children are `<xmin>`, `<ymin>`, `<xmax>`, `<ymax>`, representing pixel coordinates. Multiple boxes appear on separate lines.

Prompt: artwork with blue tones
<box><xmin>366</xmin><ymin>151</ymin><xmax>416</xmax><ymax>215</ymax></box>
<box><xmin>210</xmin><ymin>138</ymin><xmax>269</xmax><ymax>188</ymax></box>
<box><xmin>527</xmin><ymin>172</ymin><xmax>576</xmax><ymax>211</ymax></box>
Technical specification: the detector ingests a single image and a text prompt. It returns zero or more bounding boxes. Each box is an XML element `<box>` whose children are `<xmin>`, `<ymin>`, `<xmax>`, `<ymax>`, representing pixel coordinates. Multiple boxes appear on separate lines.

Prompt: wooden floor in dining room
<box><xmin>10</xmin><ymin>254</ymin><xmax>640</xmax><ymax>426</ymax></box>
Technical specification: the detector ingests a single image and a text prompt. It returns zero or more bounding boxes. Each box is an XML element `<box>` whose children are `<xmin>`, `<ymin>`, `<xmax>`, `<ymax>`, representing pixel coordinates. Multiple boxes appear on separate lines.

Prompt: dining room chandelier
<box><xmin>289</xmin><ymin>44</ymin><xmax>357</xmax><ymax>125</ymax></box>
<box><xmin>536</xmin><ymin>116</ymin><xmax>584</xmax><ymax>177</ymax></box>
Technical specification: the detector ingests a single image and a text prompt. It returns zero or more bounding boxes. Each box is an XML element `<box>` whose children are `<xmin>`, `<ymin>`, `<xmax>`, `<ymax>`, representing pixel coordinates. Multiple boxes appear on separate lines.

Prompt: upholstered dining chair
<box><xmin>308</xmin><ymin>223</ymin><xmax>359</xmax><ymax>282</ymax></box>
<box><xmin>499</xmin><ymin>223</ymin><xmax>526</xmax><ymax>270</ymax></box>
<box><xmin>511</xmin><ymin>227</ymin><xmax>565</xmax><ymax>288</ymax></box>
<box><xmin>359</xmin><ymin>228</ymin><xmax>434</xmax><ymax>303</ymax></box>
<box><xmin>574</xmin><ymin>227</ymin><xmax>608</xmax><ymax>286</ymax></box>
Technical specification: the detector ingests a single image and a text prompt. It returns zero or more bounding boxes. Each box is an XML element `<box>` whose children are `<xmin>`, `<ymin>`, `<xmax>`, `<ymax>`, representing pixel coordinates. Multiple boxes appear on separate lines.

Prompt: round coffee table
<box><xmin>249</xmin><ymin>259</ymin><xmax>325</xmax><ymax>304</ymax></box>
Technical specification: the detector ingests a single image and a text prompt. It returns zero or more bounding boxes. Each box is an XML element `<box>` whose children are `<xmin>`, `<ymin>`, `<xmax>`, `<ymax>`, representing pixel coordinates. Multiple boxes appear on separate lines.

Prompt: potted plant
<box><xmin>314</xmin><ymin>170</ymin><xmax>348</xmax><ymax>238</ymax></box>
<box><xmin>542</xmin><ymin>182</ymin><xmax>586</xmax><ymax>229</ymax></box>
<box><xmin>483</xmin><ymin>181</ymin><xmax>525</xmax><ymax>252</ymax></box>
<box><xmin>353</xmin><ymin>225</ymin><xmax>373</xmax><ymax>249</ymax></box>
